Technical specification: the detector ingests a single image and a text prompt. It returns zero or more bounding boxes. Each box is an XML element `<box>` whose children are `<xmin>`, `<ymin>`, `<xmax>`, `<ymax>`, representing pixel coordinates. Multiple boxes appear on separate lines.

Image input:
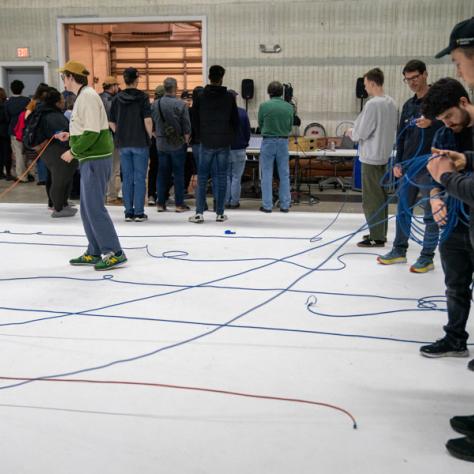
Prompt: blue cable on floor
<box><xmin>0</xmin><ymin>126</ymin><xmax>465</xmax><ymax>390</ymax></box>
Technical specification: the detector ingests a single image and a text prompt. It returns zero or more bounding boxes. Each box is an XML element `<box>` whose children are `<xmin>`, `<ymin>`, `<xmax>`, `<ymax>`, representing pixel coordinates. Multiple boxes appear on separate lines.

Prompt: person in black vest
<box><xmin>189</xmin><ymin>65</ymin><xmax>239</xmax><ymax>223</ymax></box>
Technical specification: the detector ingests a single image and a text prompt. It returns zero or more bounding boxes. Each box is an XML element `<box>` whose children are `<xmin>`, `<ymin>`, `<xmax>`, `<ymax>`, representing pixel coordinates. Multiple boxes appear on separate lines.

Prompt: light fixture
<box><xmin>259</xmin><ymin>44</ymin><xmax>282</xmax><ymax>54</ymax></box>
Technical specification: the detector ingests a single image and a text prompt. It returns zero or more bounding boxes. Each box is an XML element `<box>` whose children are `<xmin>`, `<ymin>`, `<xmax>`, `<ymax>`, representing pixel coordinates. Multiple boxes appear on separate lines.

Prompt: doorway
<box><xmin>0</xmin><ymin>62</ymin><xmax>48</xmax><ymax>97</ymax></box>
<box><xmin>58</xmin><ymin>17</ymin><xmax>206</xmax><ymax>97</ymax></box>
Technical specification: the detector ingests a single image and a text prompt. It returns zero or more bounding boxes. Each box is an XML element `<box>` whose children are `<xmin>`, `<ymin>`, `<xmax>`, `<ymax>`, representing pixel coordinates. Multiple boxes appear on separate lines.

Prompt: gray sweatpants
<box><xmin>80</xmin><ymin>157</ymin><xmax>122</xmax><ymax>256</ymax></box>
<box><xmin>361</xmin><ymin>162</ymin><xmax>388</xmax><ymax>241</ymax></box>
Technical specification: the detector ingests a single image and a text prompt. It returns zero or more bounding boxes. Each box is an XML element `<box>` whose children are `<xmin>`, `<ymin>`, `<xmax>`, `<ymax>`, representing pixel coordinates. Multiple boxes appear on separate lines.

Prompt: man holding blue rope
<box><xmin>424</xmin><ymin>16</ymin><xmax>474</xmax><ymax>463</ymax></box>
<box><xmin>377</xmin><ymin>60</ymin><xmax>442</xmax><ymax>272</ymax></box>
<box><xmin>421</xmin><ymin>78</ymin><xmax>473</xmax><ymax>362</ymax></box>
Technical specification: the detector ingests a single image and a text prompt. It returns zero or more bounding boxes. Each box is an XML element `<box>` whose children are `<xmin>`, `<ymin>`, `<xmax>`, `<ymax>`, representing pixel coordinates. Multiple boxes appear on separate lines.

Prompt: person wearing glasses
<box><xmin>377</xmin><ymin>60</ymin><xmax>442</xmax><ymax>272</ymax></box>
<box><xmin>55</xmin><ymin>60</ymin><xmax>127</xmax><ymax>271</ymax></box>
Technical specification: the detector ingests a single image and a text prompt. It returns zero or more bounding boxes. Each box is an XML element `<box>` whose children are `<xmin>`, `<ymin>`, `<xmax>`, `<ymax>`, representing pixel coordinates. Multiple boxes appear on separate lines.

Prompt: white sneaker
<box><xmin>188</xmin><ymin>213</ymin><xmax>204</xmax><ymax>224</ymax></box>
<box><xmin>216</xmin><ymin>214</ymin><xmax>228</xmax><ymax>222</ymax></box>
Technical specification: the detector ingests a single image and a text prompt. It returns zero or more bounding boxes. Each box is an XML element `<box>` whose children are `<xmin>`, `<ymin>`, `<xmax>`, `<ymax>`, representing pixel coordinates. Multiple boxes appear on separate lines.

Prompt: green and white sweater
<box><xmin>69</xmin><ymin>86</ymin><xmax>114</xmax><ymax>162</ymax></box>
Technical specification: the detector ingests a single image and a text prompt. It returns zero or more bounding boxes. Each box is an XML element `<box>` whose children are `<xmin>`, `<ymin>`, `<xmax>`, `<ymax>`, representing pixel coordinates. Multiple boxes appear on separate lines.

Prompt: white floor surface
<box><xmin>0</xmin><ymin>203</ymin><xmax>472</xmax><ymax>474</ymax></box>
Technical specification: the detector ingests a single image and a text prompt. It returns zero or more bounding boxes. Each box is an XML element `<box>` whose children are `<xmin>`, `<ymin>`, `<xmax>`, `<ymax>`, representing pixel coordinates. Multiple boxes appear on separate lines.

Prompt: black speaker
<box><xmin>356</xmin><ymin>77</ymin><xmax>368</xmax><ymax>99</ymax></box>
<box><xmin>241</xmin><ymin>79</ymin><xmax>254</xmax><ymax>100</ymax></box>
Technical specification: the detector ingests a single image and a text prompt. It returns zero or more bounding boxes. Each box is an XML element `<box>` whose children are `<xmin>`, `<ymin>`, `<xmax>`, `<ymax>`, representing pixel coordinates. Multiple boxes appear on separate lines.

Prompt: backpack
<box><xmin>22</xmin><ymin>107</ymin><xmax>46</xmax><ymax>151</ymax></box>
<box><xmin>13</xmin><ymin>110</ymin><xmax>26</xmax><ymax>142</ymax></box>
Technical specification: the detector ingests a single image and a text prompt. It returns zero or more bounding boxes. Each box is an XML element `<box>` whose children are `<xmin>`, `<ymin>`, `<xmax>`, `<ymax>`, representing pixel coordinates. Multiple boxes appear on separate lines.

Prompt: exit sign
<box><xmin>16</xmin><ymin>47</ymin><xmax>30</xmax><ymax>58</ymax></box>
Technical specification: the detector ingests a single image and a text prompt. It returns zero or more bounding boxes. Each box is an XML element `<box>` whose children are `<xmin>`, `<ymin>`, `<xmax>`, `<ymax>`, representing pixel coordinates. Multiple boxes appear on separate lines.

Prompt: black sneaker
<box><xmin>280</xmin><ymin>208</ymin><xmax>289</xmax><ymax>213</ymax></box>
<box><xmin>446</xmin><ymin>436</ymin><xmax>474</xmax><ymax>462</ymax></box>
<box><xmin>420</xmin><ymin>338</ymin><xmax>469</xmax><ymax>358</ymax></box>
<box><xmin>134</xmin><ymin>213</ymin><xmax>148</xmax><ymax>222</ymax></box>
<box><xmin>451</xmin><ymin>415</ymin><xmax>474</xmax><ymax>437</ymax></box>
<box><xmin>468</xmin><ymin>359</ymin><xmax>474</xmax><ymax>371</ymax></box>
<box><xmin>356</xmin><ymin>238</ymin><xmax>385</xmax><ymax>248</ymax></box>
<box><xmin>259</xmin><ymin>206</ymin><xmax>272</xmax><ymax>213</ymax></box>
<box><xmin>125</xmin><ymin>213</ymin><xmax>134</xmax><ymax>222</ymax></box>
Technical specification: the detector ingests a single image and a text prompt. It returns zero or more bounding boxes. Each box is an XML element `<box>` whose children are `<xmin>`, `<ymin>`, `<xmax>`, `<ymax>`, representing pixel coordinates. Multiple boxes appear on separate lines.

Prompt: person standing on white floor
<box><xmin>225</xmin><ymin>89</ymin><xmax>250</xmax><ymax>209</ymax></box>
<box><xmin>99</xmin><ymin>75</ymin><xmax>121</xmax><ymax>205</ymax></box>
<box><xmin>425</xmin><ymin>16</ymin><xmax>474</xmax><ymax>462</ymax></box>
<box><xmin>5</xmin><ymin>80</ymin><xmax>30</xmax><ymax>182</ymax></box>
<box><xmin>257</xmin><ymin>81</ymin><xmax>294</xmax><ymax>213</ymax></box>
<box><xmin>109</xmin><ymin>67</ymin><xmax>153</xmax><ymax>222</ymax></box>
<box><xmin>55</xmin><ymin>60</ymin><xmax>126</xmax><ymax>271</ymax></box>
<box><xmin>347</xmin><ymin>68</ymin><xmax>398</xmax><ymax>247</ymax></box>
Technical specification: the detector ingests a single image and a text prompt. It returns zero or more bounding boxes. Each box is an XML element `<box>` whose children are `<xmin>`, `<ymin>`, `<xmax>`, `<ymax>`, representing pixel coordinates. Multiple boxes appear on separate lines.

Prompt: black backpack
<box><xmin>22</xmin><ymin>107</ymin><xmax>46</xmax><ymax>151</ymax></box>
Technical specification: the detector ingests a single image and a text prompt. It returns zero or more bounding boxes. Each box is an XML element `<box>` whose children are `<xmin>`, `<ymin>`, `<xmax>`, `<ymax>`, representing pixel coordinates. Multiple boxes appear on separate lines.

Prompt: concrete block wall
<box><xmin>0</xmin><ymin>0</ymin><xmax>472</xmax><ymax>134</ymax></box>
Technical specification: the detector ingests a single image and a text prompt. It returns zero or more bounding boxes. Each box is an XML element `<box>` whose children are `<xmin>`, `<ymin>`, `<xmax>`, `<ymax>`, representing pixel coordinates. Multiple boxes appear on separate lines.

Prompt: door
<box><xmin>5</xmin><ymin>67</ymin><xmax>45</xmax><ymax>97</ymax></box>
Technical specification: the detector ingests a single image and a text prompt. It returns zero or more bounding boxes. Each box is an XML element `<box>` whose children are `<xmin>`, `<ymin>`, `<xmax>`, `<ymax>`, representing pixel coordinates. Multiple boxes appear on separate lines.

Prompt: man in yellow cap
<box><xmin>100</xmin><ymin>75</ymin><xmax>121</xmax><ymax>204</ymax></box>
<box><xmin>55</xmin><ymin>60</ymin><xmax>127</xmax><ymax>270</ymax></box>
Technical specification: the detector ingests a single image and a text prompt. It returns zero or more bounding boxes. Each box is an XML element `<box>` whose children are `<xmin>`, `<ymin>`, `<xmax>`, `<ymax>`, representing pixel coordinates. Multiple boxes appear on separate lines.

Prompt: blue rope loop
<box><xmin>0</xmin><ymin>122</ymin><xmax>468</xmax><ymax>391</ymax></box>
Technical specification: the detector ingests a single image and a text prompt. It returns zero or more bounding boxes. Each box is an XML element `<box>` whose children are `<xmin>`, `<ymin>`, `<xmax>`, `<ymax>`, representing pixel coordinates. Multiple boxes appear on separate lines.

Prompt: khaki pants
<box><xmin>361</xmin><ymin>162</ymin><xmax>388</xmax><ymax>241</ymax></box>
<box><xmin>107</xmin><ymin>147</ymin><xmax>121</xmax><ymax>200</ymax></box>
<box><xmin>11</xmin><ymin>136</ymin><xmax>26</xmax><ymax>181</ymax></box>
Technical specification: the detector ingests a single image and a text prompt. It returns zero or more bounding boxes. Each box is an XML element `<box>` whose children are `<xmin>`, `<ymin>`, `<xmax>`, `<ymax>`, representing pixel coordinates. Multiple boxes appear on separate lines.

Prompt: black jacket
<box><xmin>5</xmin><ymin>96</ymin><xmax>30</xmax><ymax>136</ymax></box>
<box><xmin>0</xmin><ymin>102</ymin><xmax>8</xmax><ymax>138</ymax></box>
<box><xmin>396</xmin><ymin>93</ymin><xmax>442</xmax><ymax>165</ymax></box>
<box><xmin>440</xmin><ymin>127</ymin><xmax>474</xmax><ymax>247</ymax></box>
<box><xmin>35</xmin><ymin>104</ymin><xmax>70</xmax><ymax>160</ymax></box>
<box><xmin>192</xmin><ymin>85</ymin><xmax>239</xmax><ymax>148</ymax></box>
<box><xmin>109</xmin><ymin>88</ymin><xmax>151</xmax><ymax>148</ymax></box>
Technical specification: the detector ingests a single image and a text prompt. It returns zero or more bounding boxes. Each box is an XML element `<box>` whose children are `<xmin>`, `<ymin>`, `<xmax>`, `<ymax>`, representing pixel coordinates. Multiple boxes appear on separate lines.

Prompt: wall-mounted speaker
<box><xmin>356</xmin><ymin>77</ymin><xmax>368</xmax><ymax>99</ymax></box>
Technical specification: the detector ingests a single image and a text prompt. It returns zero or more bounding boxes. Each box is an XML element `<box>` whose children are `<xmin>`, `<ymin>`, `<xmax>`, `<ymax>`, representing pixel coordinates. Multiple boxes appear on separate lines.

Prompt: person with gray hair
<box><xmin>257</xmin><ymin>80</ymin><xmax>294</xmax><ymax>213</ymax></box>
<box><xmin>151</xmin><ymin>76</ymin><xmax>191</xmax><ymax>212</ymax></box>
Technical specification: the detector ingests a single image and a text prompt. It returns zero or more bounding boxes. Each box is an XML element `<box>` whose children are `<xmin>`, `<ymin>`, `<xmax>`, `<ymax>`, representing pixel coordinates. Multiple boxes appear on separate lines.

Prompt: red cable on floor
<box><xmin>0</xmin><ymin>375</ymin><xmax>357</xmax><ymax>429</ymax></box>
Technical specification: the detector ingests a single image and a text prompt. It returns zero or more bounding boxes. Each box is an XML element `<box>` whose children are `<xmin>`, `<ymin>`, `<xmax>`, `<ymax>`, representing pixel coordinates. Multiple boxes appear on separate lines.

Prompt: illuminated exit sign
<box><xmin>16</xmin><ymin>47</ymin><xmax>30</xmax><ymax>58</ymax></box>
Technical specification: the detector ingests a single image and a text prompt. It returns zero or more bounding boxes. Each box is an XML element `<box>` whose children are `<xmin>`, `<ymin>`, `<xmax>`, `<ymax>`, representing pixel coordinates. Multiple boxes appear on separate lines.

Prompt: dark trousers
<box><xmin>43</xmin><ymin>153</ymin><xmax>78</xmax><ymax>211</ymax></box>
<box><xmin>440</xmin><ymin>224</ymin><xmax>474</xmax><ymax>344</ymax></box>
<box><xmin>0</xmin><ymin>136</ymin><xmax>12</xmax><ymax>176</ymax></box>
<box><xmin>148</xmin><ymin>137</ymin><xmax>158</xmax><ymax>199</ymax></box>
<box><xmin>157</xmin><ymin>146</ymin><xmax>187</xmax><ymax>207</ymax></box>
<box><xmin>196</xmin><ymin>145</ymin><xmax>229</xmax><ymax>215</ymax></box>
<box><xmin>184</xmin><ymin>149</ymin><xmax>194</xmax><ymax>195</ymax></box>
<box><xmin>79</xmin><ymin>158</ymin><xmax>122</xmax><ymax>256</ymax></box>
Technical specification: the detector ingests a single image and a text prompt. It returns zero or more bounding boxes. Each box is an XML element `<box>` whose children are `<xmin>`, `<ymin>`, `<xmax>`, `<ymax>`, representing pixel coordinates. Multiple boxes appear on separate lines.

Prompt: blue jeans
<box><xmin>196</xmin><ymin>145</ymin><xmax>229</xmax><ymax>215</ymax></box>
<box><xmin>225</xmin><ymin>149</ymin><xmax>247</xmax><ymax>205</ymax></box>
<box><xmin>260</xmin><ymin>138</ymin><xmax>291</xmax><ymax>210</ymax></box>
<box><xmin>393</xmin><ymin>172</ymin><xmax>439</xmax><ymax>258</ymax></box>
<box><xmin>36</xmin><ymin>158</ymin><xmax>48</xmax><ymax>182</ymax></box>
<box><xmin>157</xmin><ymin>146</ymin><xmax>186</xmax><ymax>207</ymax></box>
<box><xmin>119</xmin><ymin>147</ymin><xmax>149</xmax><ymax>216</ymax></box>
<box><xmin>79</xmin><ymin>158</ymin><xmax>122</xmax><ymax>256</ymax></box>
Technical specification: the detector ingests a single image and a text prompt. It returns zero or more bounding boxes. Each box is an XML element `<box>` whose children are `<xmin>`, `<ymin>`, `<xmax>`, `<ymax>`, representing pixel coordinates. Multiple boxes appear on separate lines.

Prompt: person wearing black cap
<box><xmin>109</xmin><ymin>67</ymin><xmax>152</xmax><ymax>222</ymax></box>
<box><xmin>425</xmin><ymin>16</ymin><xmax>474</xmax><ymax>464</ymax></box>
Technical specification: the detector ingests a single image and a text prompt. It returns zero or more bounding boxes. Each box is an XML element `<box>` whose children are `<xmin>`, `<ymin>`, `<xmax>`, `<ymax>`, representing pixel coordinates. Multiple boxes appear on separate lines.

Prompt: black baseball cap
<box><xmin>435</xmin><ymin>17</ymin><xmax>474</xmax><ymax>58</ymax></box>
